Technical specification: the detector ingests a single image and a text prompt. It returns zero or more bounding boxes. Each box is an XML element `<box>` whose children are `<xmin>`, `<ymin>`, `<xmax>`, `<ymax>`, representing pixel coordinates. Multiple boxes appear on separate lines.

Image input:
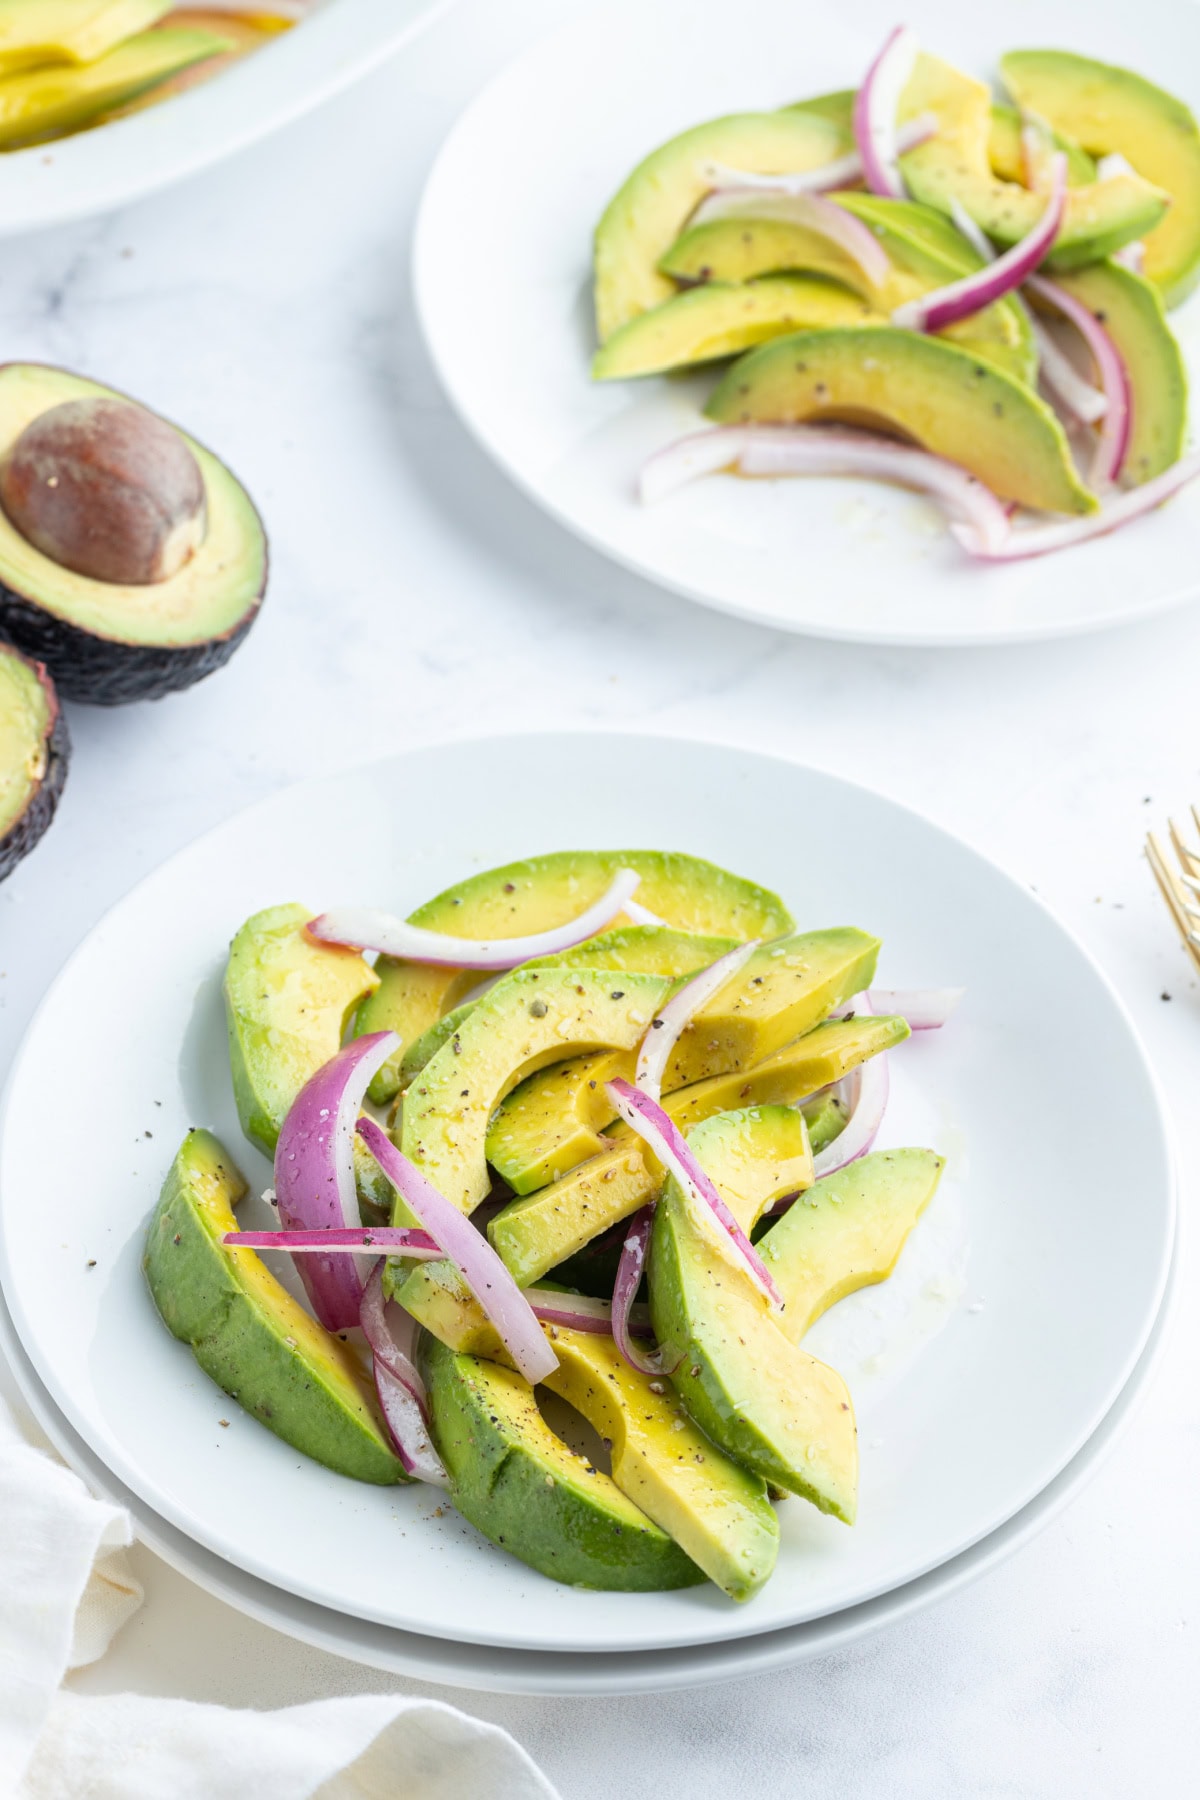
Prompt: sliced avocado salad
<box><xmin>146</xmin><ymin>847</ymin><xmax>958</xmax><ymax>1603</ymax></box>
<box><xmin>594</xmin><ymin>25</ymin><xmax>1198</xmax><ymax>564</ymax></box>
<box><xmin>0</xmin><ymin>3</ymin><xmax>304</xmax><ymax>153</ymax></box>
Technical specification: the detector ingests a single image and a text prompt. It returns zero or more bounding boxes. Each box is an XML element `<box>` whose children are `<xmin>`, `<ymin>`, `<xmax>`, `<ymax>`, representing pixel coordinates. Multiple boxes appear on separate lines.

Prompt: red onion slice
<box><xmin>951</xmin><ymin>453</ymin><xmax>1200</xmax><ymax>560</ymax></box>
<box><xmin>893</xmin><ymin>154</ymin><xmax>1067</xmax><ymax>332</ymax></box>
<box><xmin>606</xmin><ymin>1078</ymin><xmax>782</xmax><ymax>1310</ymax></box>
<box><xmin>635</xmin><ymin>939</ymin><xmax>759</xmax><ymax>1101</ymax></box>
<box><xmin>1112</xmin><ymin>241</ymin><xmax>1146</xmax><ymax>274</ymax></box>
<box><xmin>701</xmin><ymin>112</ymin><xmax>936</xmax><ymax>198</ymax></box>
<box><xmin>223</xmin><ymin>1227</ymin><xmax>441</xmax><ymax>1255</ymax></box>
<box><xmin>687</xmin><ymin>191</ymin><xmax>892</xmax><ymax>289</ymax></box>
<box><xmin>360</xmin><ymin>1264</ymin><xmax>447</xmax><ymax>1486</ymax></box>
<box><xmin>947</xmin><ymin>197</ymin><xmax>996</xmax><ymax>263</ymax></box>
<box><xmin>356</xmin><ymin>1117</ymin><xmax>558</xmax><ymax>1385</ymax></box>
<box><xmin>611</xmin><ymin>1206</ymin><xmax>666</xmax><ymax>1374</ymax></box>
<box><xmin>853</xmin><ymin>23</ymin><xmax>920</xmax><ymax>200</ymax></box>
<box><xmin>1025</xmin><ymin>275</ymin><xmax>1130</xmax><ymax>486</ymax></box>
<box><xmin>273</xmin><ymin>1031</ymin><xmax>398</xmax><ymax>1331</ymax></box>
<box><xmin>812</xmin><ymin>1044</ymin><xmax>891</xmax><ymax>1177</ymax></box>
<box><xmin>525</xmin><ymin>1287</ymin><xmax>653</xmax><ymax>1337</ymax></box>
<box><xmin>639</xmin><ymin>425</ymin><xmax>1012</xmax><ymax>554</ymax></box>
<box><xmin>308</xmin><ymin>868</ymin><xmax>642</xmax><ymax>969</ymax></box>
<box><xmin>867</xmin><ymin>987</ymin><xmax>963</xmax><ymax>1030</ymax></box>
<box><xmin>621</xmin><ymin>897</ymin><xmax>666</xmax><ymax>926</ymax></box>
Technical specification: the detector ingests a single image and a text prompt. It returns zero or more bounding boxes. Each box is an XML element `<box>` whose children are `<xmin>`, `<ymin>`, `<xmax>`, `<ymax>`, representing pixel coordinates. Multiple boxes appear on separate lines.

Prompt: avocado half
<box><xmin>0</xmin><ymin>638</ymin><xmax>69</xmax><ymax>881</ymax></box>
<box><xmin>0</xmin><ymin>364</ymin><xmax>267</xmax><ymax>704</ymax></box>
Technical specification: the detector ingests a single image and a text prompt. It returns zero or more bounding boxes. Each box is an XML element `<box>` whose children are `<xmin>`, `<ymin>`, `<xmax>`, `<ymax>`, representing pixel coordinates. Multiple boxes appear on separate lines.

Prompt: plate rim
<box><xmin>1</xmin><ymin>1223</ymin><xmax>1178</xmax><ymax>1695</ymax></box>
<box><xmin>0</xmin><ymin>726</ymin><xmax>1179</xmax><ymax>1649</ymax></box>
<box><xmin>412</xmin><ymin>0</ymin><xmax>1200</xmax><ymax>650</ymax></box>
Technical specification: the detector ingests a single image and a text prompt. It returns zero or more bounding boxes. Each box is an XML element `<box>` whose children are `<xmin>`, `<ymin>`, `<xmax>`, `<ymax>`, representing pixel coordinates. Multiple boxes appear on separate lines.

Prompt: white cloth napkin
<box><xmin>1</xmin><ymin>1396</ymin><xmax>560</xmax><ymax>1799</ymax></box>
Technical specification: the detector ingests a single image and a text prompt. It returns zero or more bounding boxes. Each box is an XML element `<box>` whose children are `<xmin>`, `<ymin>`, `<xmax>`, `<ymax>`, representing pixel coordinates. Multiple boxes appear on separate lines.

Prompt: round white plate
<box><xmin>0</xmin><ymin>732</ymin><xmax>1175</xmax><ymax>1656</ymax></box>
<box><xmin>0</xmin><ymin>0</ymin><xmax>450</xmax><ymax>237</ymax></box>
<box><xmin>1</xmin><ymin>1235</ymin><xmax>1175</xmax><ymax>1694</ymax></box>
<box><xmin>414</xmin><ymin>0</ymin><xmax>1200</xmax><ymax>646</ymax></box>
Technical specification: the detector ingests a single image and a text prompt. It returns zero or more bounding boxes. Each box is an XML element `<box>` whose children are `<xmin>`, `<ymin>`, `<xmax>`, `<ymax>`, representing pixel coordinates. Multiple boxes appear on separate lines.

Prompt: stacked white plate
<box><xmin>0</xmin><ymin>734</ymin><xmax>1176</xmax><ymax>1692</ymax></box>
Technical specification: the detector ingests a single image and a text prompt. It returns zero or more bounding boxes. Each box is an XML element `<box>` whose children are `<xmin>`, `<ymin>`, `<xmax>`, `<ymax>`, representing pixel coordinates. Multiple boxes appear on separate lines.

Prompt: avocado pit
<box><xmin>0</xmin><ymin>396</ymin><xmax>207</xmax><ymax>587</ymax></box>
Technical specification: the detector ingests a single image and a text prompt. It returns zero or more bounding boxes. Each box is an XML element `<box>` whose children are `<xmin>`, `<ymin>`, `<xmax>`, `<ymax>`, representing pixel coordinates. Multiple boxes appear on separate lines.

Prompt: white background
<box><xmin>0</xmin><ymin>0</ymin><xmax>1195</xmax><ymax>1791</ymax></box>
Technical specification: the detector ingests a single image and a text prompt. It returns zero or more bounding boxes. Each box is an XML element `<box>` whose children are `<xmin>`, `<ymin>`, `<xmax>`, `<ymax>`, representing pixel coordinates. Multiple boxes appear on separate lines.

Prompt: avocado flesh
<box><xmin>758</xmin><ymin>1148</ymin><xmax>944</xmax><ymax>1341</ymax></box>
<box><xmin>1001</xmin><ymin>50</ymin><xmax>1200</xmax><ymax>307</ymax></box>
<box><xmin>356</xmin><ymin>850</ymin><xmax>792</xmax><ymax>1104</ymax></box>
<box><xmin>593</xmin><ymin>276</ymin><xmax>880</xmax><ymax>379</ymax></box>
<box><xmin>595</xmin><ymin>108</ymin><xmax>849</xmax><ymax>341</ymax></box>
<box><xmin>0</xmin><ymin>641</ymin><xmax>68</xmax><ymax>881</ymax></box>
<box><xmin>0</xmin><ymin>1</ymin><xmax>173</xmax><ymax>73</ymax></box>
<box><xmin>661</xmin><ymin>208</ymin><xmax>1035</xmax><ymax>385</ymax></box>
<box><xmin>0</xmin><ymin>27</ymin><xmax>229</xmax><ymax>148</ymax></box>
<box><xmin>396</xmin><ymin>1014</ymin><xmax>907</xmax><ymax>1345</ymax></box>
<box><xmin>897</xmin><ymin>54</ymin><xmax>1169</xmax><ymax>268</ymax></box>
<box><xmin>423</xmin><ymin>1336</ymin><xmax>702</xmax><ymax>1591</ymax></box>
<box><xmin>797</xmin><ymin>1092</ymin><xmax>846</xmax><ymax>1156</ymax></box>
<box><xmin>1040</xmin><ymin>262</ymin><xmax>1187</xmax><ymax>485</ymax></box>
<box><xmin>706</xmin><ymin>328</ymin><xmax>1096</xmax><ymax>516</ymax></box>
<box><xmin>541</xmin><ymin>1327</ymin><xmax>778</xmax><ymax>1601</ymax></box>
<box><xmin>649</xmin><ymin>1110</ymin><xmax>858</xmax><ymax>1519</ymax></box>
<box><xmin>402</xmin><ymin>924</ymin><xmax>739</xmax><ymax>1084</ymax></box>
<box><xmin>0</xmin><ymin>364</ymin><xmax>266</xmax><ymax>705</ymax></box>
<box><xmin>143</xmin><ymin>1129</ymin><xmax>403</xmax><ymax>1484</ymax></box>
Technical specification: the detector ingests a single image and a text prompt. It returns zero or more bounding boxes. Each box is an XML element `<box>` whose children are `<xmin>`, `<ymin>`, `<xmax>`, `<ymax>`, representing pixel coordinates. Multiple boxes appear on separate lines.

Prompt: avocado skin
<box><xmin>0</xmin><ymin>642</ymin><xmax>69</xmax><ymax>881</ymax></box>
<box><xmin>0</xmin><ymin>559</ymin><xmax>264</xmax><ymax>706</ymax></box>
<box><xmin>423</xmin><ymin>1336</ymin><xmax>704</xmax><ymax>1591</ymax></box>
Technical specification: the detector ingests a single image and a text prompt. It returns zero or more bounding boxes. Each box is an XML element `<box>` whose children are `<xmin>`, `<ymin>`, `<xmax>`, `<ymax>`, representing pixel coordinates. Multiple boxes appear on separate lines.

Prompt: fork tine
<box><xmin>1168</xmin><ymin>816</ymin><xmax>1200</xmax><ymax>877</ymax></box>
<box><xmin>1190</xmin><ymin>802</ymin><xmax>1200</xmax><ymax>844</ymax></box>
<box><xmin>1147</xmin><ymin>833</ymin><xmax>1200</xmax><ymax>972</ymax></box>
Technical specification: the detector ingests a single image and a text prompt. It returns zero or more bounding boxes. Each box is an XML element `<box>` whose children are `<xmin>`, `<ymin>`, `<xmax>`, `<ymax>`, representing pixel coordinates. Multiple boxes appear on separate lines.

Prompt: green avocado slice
<box><xmin>1037</xmin><ymin>261</ymin><xmax>1187</xmax><ymax>485</ymax></box>
<box><xmin>0</xmin><ymin>2</ymin><xmax>174</xmax><ymax>74</ymax></box>
<box><xmin>356</xmin><ymin>850</ymin><xmax>792</xmax><ymax>1104</ymax></box>
<box><xmin>593</xmin><ymin>276</ymin><xmax>880</xmax><ymax>380</ymax></box>
<box><xmin>0</xmin><ymin>363</ymin><xmax>266</xmax><ymax>705</ymax></box>
<box><xmin>897</xmin><ymin>53</ymin><xmax>1169</xmax><ymax>268</ymax></box>
<box><xmin>757</xmin><ymin>1148</ymin><xmax>945</xmax><ymax>1339</ymax></box>
<box><xmin>594</xmin><ymin>108</ymin><xmax>849</xmax><ymax>341</ymax></box>
<box><xmin>423</xmin><ymin>1335</ymin><xmax>703</xmax><ymax>1591</ymax></box>
<box><xmin>1001</xmin><ymin>50</ymin><xmax>1200</xmax><ymax>307</ymax></box>
<box><xmin>143</xmin><ymin>1130</ymin><xmax>403</xmax><ymax>1484</ymax></box>
<box><xmin>705</xmin><ymin>327</ymin><xmax>1096</xmax><ymax>515</ymax></box>
<box><xmin>0</xmin><ymin>640</ymin><xmax>68</xmax><ymax>881</ymax></box>
<box><xmin>661</xmin><ymin>204</ymin><xmax>1035</xmax><ymax>385</ymax></box>
<box><xmin>542</xmin><ymin>1327</ymin><xmax>778</xmax><ymax>1600</ymax></box>
<box><xmin>0</xmin><ymin>27</ymin><xmax>230</xmax><ymax>148</ymax></box>
<box><xmin>649</xmin><ymin>1109</ymin><xmax>858</xmax><ymax>1520</ymax></box>
<box><xmin>396</xmin><ymin>1013</ymin><xmax>907</xmax><ymax>1346</ymax></box>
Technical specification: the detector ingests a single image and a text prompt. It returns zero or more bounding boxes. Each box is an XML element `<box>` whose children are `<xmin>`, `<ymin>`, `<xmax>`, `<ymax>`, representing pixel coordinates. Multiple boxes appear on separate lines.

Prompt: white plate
<box><xmin>0</xmin><ymin>0</ymin><xmax>450</xmax><ymax>237</ymax></box>
<box><xmin>1</xmin><ymin>1234</ymin><xmax>1175</xmax><ymax>1694</ymax></box>
<box><xmin>414</xmin><ymin>0</ymin><xmax>1200</xmax><ymax>646</ymax></box>
<box><xmin>0</xmin><ymin>732</ymin><xmax>1175</xmax><ymax>1656</ymax></box>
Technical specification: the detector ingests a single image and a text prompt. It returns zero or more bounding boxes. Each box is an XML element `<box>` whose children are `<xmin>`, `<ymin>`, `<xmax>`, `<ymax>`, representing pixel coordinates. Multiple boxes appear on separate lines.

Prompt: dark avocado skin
<box><xmin>0</xmin><ymin>572</ymin><xmax>265</xmax><ymax>706</ymax></box>
<box><xmin>0</xmin><ymin>643</ymin><xmax>69</xmax><ymax>881</ymax></box>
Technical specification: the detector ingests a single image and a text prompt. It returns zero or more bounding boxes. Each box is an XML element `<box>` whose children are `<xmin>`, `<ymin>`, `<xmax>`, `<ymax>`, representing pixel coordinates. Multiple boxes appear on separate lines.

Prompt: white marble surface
<box><xmin>0</xmin><ymin>0</ymin><xmax>1196</xmax><ymax>1791</ymax></box>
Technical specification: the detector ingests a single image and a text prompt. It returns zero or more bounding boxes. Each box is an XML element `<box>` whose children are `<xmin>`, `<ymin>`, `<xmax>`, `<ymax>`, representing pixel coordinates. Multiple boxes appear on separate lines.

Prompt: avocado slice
<box><xmin>1037</xmin><ymin>261</ymin><xmax>1187</xmax><ymax>485</ymax></box>
<box><xmin>541</xmin><ymin>1326</ymin><xmax>778</xmax><ymax>1600</ymax></box>
<box><xmin>423</xmin><ymin>1335</ymin><xmax>702</xmax><ymax>1590</ymax></box>
<box><xmin>1001</xmin><ymin>50</ymin><xmax>1200</xmax><ymax>307</ymax></box>
<box><xmin>594</xmin><ymin>108</ymin><xmax>849</xmax><ymax>341</ymax></box>
<box><xmin>649</xmin><ymin>1109</ymin><xmax>858</xmax><ymax>1519</ymax></box>
<box><xmin>706</xmin><ymin>328</ymin><xmax>1096</xmax><ymax>516</ymax></box>
<box><xmin>0</xmin><ymin>365</ymin><xmax>266</xmax><ymax>704</ymax></box>
<box><xmin>897</xmin><ymin>53</ymin><xmax>1169</xmax><ymax>268</ymax></box>
<box><xmin>0</xmin><ymin>26</ymin><xmax>229</xmax><ymax>148</ymax></box>
<box><xmin>0</xmin><ymin>640</ymin><xmax>69</xmax><ymax>882</ymax></box>
<box><xmin>224</xmin><ymin>903</ymin><xmax>379</xmax><ymax>1159</ymax></box>
<box><xmin>758</xmin><ymin>1148</ymin><xmax>944</xmax><ymax>1340</ymax></box>
<box><xmin>143</xmin><ymin>1129</ymin><xmax>403</xmax><ymax>1484</ymax></box>
<box><xmin>796</xmin><ymin>1091</ymin><xmax>846</xmax><ymax>1156</ymax></box>
<box><xmin>660</xmin><ymin>204</ymin><xmax>1035</xmax><ymax>385</ymax></box>
<box><xmin>396</xmin><ymin>1013</ymin><xmax>907</xmax><ymax>1346</ymax></box>
<box><xmin>0</xmin><ymin>2</ymin><xmax>173</xmax><ymax>74</ymax></box>
<box><xmin>593</xmin><ymin>275</ymin><xmax>880</xmax><ymax>380</ymax></box>
<box><xmin>356</xmin><ymin>850</ymin><xmax>792</xmax><ymax>1105</ymax></box>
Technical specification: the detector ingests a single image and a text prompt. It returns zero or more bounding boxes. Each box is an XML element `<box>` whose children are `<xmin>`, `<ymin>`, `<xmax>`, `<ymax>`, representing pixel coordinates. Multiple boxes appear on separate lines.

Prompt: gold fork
<box><xmin>1146</xmin><ymin>808</ymin><xmax>1200</xmax><ymax>977</ymax></box>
